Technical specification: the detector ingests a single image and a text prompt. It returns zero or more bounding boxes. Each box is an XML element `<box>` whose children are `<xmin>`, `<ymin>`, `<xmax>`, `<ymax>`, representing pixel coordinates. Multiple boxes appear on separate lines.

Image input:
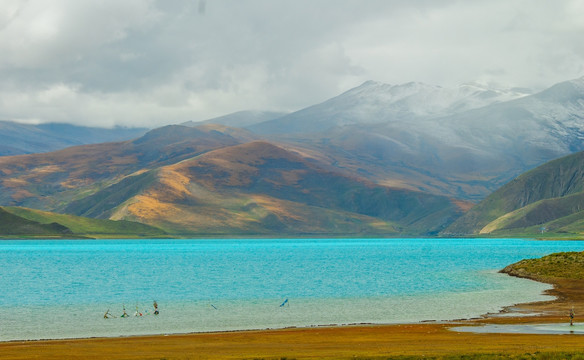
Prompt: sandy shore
<box><xmin>2</xmin><ymin>279</ymin><xmax>584</xmax><ymax>359</ymax></box>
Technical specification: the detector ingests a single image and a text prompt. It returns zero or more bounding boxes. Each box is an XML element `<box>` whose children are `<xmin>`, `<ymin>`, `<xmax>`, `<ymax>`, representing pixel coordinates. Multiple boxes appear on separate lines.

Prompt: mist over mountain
<box><xmin>250</xmin><ymin>80</ymin><xmax>532</xmax><ymax>134</ymax></box>
<box><xmin>246</xmin><ymin>77</ymin><xmax>584</xmax><ymax>200</ymax></box>
<box><xmin>182</xmin><ymin>110</ymin><xmax>288</xmax><ymax>128</ymax></box>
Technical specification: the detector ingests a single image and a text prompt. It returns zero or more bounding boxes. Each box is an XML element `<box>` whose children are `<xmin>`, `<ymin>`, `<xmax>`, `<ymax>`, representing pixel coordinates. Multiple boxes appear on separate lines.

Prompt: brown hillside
<box><xmin>167</xmin><ymin>141</ymin><xmax>324</xmax><ymax>189</ymax></box>
<box><xmin>101</xmin><ymin>141</ymin><xmax>463</xmax><ymax>235</ymax></box>
<box><xmin>0</xmin><ymin>125</ymin><xmax>249</xmax><ymax>210</ymax></box>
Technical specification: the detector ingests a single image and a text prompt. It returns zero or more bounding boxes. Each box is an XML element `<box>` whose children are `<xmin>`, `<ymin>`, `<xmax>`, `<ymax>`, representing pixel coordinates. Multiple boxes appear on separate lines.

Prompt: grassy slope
<box><xmin>479</xmin><ymin>192</ymin><xmax>584</xmax><ymax>238</ymax></box>
<box><xmin>501</xmin><ymin>251</ymin><xmax>584</xmax><ymax>283</ymax></box>
<box><xmin>2</xmin><ymin>206</ymin><xmax>166</xmax><ymax>238</ymax></box>
<box><xmin>119</xmin><ymin>192</ymin><xmax>401</xmax><ymax>236</ymax></box>
<box><xmin>382</xmin><ymin>354</ymin><xmax>584</xmax><ymax>360</ymax></box>
<box><xmin>108</xmin><ymin>144</ymin><xmax>405</xmax><ymax>236</ymax></box>
<box><xmin>0</xmin><ymin>207</ymin><xmax>75</xmax><ymax>238</ymax></box>
<box><xmin>444</xmin><ymin>151</ymin><xmax>584</xmax><ymax>237</ymax></box>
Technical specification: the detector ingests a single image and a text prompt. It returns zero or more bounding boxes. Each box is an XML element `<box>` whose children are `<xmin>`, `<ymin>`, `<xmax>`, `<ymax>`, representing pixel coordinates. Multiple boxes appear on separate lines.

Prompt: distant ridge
<box><xmin>182</xmin><ymin>110</ymin><xmax>288</xmax><ymax>128</ymax></box>
<box><xmin>0</xmin><ymin>121</ymin><xmax>148</xmax><ymax>156</ymax></box>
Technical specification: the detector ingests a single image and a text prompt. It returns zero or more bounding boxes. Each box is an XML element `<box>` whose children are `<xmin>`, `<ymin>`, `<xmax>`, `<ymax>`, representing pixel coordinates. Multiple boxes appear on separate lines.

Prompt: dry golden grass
<box><xmin>250</xmin><ymin>194</ymin><xmax>305</xmax><ymax>222</ymax></box>
<box><xmin>126</xmin><ymin>195</ymin><xmax>178</xmax><ymax>221</ymax></box>
<box><xmin>157</xmin><ymin>169</ymin><xmax>192</xmax><ymax>199</ymax></box>
<box><xmin>4</xmin><ymin>320</ymin><xmax>584</xmax><ymax>360</ymax></box>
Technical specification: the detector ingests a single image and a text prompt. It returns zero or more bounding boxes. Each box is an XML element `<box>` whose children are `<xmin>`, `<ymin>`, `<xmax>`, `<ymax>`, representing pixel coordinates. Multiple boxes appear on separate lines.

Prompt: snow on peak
<box><xmin>569</xmin><ymin>76</ymin><xmax>584</xmax><ymax>91</ymax></box>
<box><xmin>337</xmin><ymin>80</ymin><xmax>531</xmax><ymax>122</ymax></box>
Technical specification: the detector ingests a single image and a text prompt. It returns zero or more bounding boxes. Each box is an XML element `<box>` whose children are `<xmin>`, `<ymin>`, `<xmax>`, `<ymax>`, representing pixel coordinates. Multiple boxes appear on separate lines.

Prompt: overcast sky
<box><xmin>0</xmin><ymin>0</ymin><xmax>583</xmax><ymax>128</ymax></box>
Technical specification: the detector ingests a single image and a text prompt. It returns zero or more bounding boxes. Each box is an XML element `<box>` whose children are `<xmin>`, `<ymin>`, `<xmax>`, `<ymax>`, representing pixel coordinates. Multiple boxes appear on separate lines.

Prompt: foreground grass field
<box><xmin>4</xmin><ymin>322</ymin><xmax>584</xmax><ymax>360</ymax></box>
<box><xmin>363</xmin><ymin>354</ymin><xmax>584</xmax><ymax>359</ymax></box>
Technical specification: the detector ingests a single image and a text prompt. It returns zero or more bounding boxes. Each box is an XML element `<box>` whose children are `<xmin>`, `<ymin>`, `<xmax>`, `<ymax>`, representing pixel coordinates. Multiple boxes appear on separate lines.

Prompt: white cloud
<box><xmin>0</xmin><ymin>0</ymin><xmax>582</xmax><ymax>128</ymax></box>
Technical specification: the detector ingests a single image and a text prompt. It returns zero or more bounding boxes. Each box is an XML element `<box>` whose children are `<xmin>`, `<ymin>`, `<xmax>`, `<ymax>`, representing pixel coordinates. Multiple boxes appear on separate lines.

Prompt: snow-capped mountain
<box><xmin>336</xmin><ymin>80</ymin><xmax>531</xmax><ymax>118</ymax></box>
<box><xmin>248</xmin><ymin>76</ymin><xmax>584</xmax><ymax>200</ymax></box>
<box><xmin>431</xmin><ymin>76</ymin><xmax>584</xmax><ymax>156</ymax></box>
<box><xmin>250</xmin><ymin>80</ymin><xmax>532</xmax><ymax>134</ymax></box>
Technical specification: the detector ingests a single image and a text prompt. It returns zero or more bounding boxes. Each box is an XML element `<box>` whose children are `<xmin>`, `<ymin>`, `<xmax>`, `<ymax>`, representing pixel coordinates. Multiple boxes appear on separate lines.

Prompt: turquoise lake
<box><xmin>1</xmin><ymin>238</ymin><xmax>584</xmax><ymax>341</ymax></box>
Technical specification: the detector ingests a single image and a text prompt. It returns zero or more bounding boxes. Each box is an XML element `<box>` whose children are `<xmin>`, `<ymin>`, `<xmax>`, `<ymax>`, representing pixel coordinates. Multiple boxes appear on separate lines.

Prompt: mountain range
<box><xmin>1</xmin><ymin>76</ymin><xmax>583</xmax><ymax>238</ymax></box>
<box><xmin>249</xmin><ymin>80</ymin><xmax>532</xmax><ymax>134</ymax></box>
<box><xmin>0</xmin><ymin>125</ymin><xmax>466</xmax><ymax>236</ymax></box>
<box><xmin>248</xmin><ymin>77</ymin><xmax>584</xmax><ymax>200</ymax></box>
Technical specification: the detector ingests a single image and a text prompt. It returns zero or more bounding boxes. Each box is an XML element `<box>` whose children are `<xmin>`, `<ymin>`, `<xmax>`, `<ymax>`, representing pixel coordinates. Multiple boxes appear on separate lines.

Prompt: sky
<box><xmin>0</xmin><ymin>0</ymin><xmax>583</xmax><ymax>128</ymax></box>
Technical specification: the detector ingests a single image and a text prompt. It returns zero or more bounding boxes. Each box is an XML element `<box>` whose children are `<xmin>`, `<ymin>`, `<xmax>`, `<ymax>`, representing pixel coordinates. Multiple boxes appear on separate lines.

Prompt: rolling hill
<box><xmin>0</xmin><ymin>206</ymin><xmax>165</xmax><ymax>238</ymax></box>
<box><xmin>62</xmin><ymin>141</ymin><xmax>466</xmax><ymax>236</ymax></box>
<box><xmin>443</xmin><ymin>150</ymin><xmax>584</xmax><ymax>237</ymax></box>
<box><xmin>0</xmin><ymin>207</ymin><xmax>74</xmax><ymax>238</ymax></box>
<box><xmin>0</xmin><ymin>207</ymin><xmax>168</xmax><ymax>238</ymax></box>
<box><xmin>0</xmin><ymin>124</ymin><xmax>253</xmax><ymax>211</ymax></box>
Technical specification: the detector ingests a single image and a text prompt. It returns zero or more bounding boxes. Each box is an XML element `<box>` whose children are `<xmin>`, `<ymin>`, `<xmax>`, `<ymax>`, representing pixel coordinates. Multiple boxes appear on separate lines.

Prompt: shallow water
<box><xmin>1</xmin><ymin>238</ymin><xmax>583</xmax><ymax>341</ymax></box>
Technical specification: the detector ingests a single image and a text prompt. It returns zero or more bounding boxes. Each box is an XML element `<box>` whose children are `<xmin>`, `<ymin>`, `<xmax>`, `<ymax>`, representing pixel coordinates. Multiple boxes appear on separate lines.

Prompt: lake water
<box><xmin>1</xmin><ymin>238</ymin><xmax>583</xmax><ymax>341</ymax></box>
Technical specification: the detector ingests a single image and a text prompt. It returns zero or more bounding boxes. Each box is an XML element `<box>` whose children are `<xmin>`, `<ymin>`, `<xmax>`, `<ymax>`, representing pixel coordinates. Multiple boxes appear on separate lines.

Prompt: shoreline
<box><xmin>2</xmin><ymin>276</ymin><xmax>584</xmax><ymax>359</ymax></box>
<box><xmin>0</xmin><ymin>272</ymin><xmax>553</xmax><ymax>343</ymax></box>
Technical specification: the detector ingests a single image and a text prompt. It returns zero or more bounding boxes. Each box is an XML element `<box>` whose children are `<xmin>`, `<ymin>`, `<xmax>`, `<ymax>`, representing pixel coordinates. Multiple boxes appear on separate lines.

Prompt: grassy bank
<box><xmin>501</xmin><ymin>251</ymin><xmax>584</xmax><ymax>283</ymax></box>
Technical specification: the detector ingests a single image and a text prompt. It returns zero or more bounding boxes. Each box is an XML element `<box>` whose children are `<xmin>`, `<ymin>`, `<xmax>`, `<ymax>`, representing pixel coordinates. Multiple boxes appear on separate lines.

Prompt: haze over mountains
<box><xmin>246</xmin><ymin>77</ymin><xmax>584</xmax><ymax>200</ymax></box>
<box><xmin>0</xmin><ymin>121</ymin><xmax>148</xmax><ymax>156</ymax></box>
<box><xmin>1</xmin><ymin>76</ymin><xmax>583</xmax><ymax>237</ymax></box>
<box><xmin>182</xmin><ymin>110</ymin><xmax>288</xmax><ymax>128</ymax></box>
<box><xmin>249</xmin><ymin>80</ymin><xmax>533</xmax><ymax>134</ymax></box>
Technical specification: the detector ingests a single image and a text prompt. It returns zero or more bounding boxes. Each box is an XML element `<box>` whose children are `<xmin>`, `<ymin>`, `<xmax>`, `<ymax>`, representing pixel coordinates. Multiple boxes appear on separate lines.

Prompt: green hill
<box><xmin>0</xmin><ymin>206</ymin><xmax>166</xmax><ymax>239</ymax></box>
<box><xmin>443</xmin><ymin>151</ymin><xmax>584</xmax><ymax>238</ymax></box>
<box><xmin>0</xmin><ymin>207</ymin><xmax>74</xmax><ymax>238</ymax></box>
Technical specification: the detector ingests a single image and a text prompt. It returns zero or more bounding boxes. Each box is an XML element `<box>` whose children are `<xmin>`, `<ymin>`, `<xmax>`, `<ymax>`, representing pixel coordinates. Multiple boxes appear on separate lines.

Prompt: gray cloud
<box><xmin>0</xmin><ymin>0</ymin><xmax>582</xmax><ymax>128</ymax></box>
